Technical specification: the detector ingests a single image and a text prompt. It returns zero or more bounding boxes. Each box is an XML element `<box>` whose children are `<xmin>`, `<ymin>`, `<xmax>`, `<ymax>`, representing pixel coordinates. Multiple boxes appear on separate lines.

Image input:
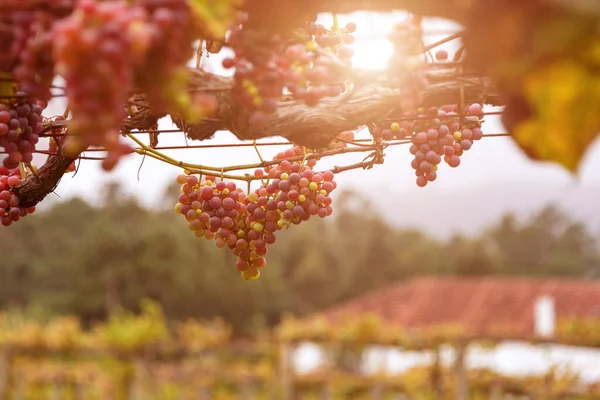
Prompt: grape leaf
<box><xmin>512</xmin><ymin>59</ymin><xmax>600</xmax><ymax>173</ymax></box>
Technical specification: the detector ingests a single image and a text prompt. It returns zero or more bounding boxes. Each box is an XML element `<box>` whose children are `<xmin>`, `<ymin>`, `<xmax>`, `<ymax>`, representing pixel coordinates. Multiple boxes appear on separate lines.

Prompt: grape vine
<box><xmin>0</xmin><ymin>2</ymin><xmax>523</xmax><ymax>283</ymax></box>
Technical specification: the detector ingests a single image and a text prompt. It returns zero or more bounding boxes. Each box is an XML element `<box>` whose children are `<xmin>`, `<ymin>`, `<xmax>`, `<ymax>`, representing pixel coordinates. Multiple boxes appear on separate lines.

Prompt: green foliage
<box><xmin>0</xmin><ymin>183</ymin><xmax>598</xmax><ymax>335</ymax></box>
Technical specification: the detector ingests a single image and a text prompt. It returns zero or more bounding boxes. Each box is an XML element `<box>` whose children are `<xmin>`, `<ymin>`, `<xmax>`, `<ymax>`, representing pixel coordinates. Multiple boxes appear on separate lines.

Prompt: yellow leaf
<box><xmin>513</xmin><ymin>60</ymin><xmax>600</xmax><ymax>173</ymax></box>
<box><xmin>189</xmin><ymin>0</ymin><xmax>241</xmax><ymax>39</ymax></box>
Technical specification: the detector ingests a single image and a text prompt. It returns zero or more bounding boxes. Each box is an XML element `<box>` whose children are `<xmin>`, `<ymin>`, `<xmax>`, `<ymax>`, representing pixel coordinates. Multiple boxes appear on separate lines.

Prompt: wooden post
<box><xmin>73</xmin><ymin>382</ymin><xmax>85</xmax><ymax>400</ymax></box>
<box><xmin>240</xmin><ymin>379</ymin><xmax>255</xmax><ymax>400</ymax></box>
<box><xmin>50</xmin><ymin>381</ymin><xmax>62</xmax><ymax>400</ymax></box>
<box><xmin>320</xmin><ymin>382</ymin><xmax>331</xmax><ymax>400</ymax></box>
<box><xmin>0</xmin><ymin>349</ymin><xmax>10</xmax><ymax>400</ymax></box>
<box><xmin>430</xmin><ymin>345</ymin><xmax>443</xmax><ymax>400</ymax></box>
<box><xmin>453</xmin><ymin>342</ymin><xmax>468</xmax><ymax>400</ymax></box>
<box><xmin>197</xmin><ymin>386</ymin><xmax>210</xmax><ymax>400</ymax></box>
<box><xmin>490</xmin><ymin>384</ymin><xmax>503</xmax><ymax>400</ymax></box>
<box><xmin>279</xmin><ymin>342</ymin><xmax>294</xmax><ymax>400</ymax></box>
<box><xmin>129</xmin><ymin>357</ymin><xmax>146</xmax><ymax>400</ymax></box>
<box><xmin>12</xmin><ymin>376</ymin><xmax>23</xmax><ymax>400</ymax></box>
<box><xmin>370</xmin><ymin>382</ymin><xmax>384</xmax><ymax>400</ymax></box>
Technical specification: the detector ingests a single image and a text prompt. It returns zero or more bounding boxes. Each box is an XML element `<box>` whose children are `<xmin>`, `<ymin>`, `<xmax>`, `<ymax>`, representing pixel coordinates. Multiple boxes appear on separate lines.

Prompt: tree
<box><xmin>1</xmin><ymin>0</ymin><xmax>599</xmax><ymax>280</ymax></box>
<box><xmin>0</xmin><ymin>182</ymin><xmax>598</xmax><ymax>334</ymax></box>
<box><xmin>482</xmin><ymin>205</ymin><xmax>600</xmax><ymax>277</ymax></box>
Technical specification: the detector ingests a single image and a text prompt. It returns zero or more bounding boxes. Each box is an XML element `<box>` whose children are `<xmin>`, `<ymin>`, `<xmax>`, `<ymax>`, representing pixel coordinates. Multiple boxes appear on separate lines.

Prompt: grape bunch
<box><xmin>0</xmin><ymin>92</ymin><xmax>44</xmax><ymax>170</ymax></box>
<box><xmin>53</xmin><ymin>0</ymin><xmax>205</xmax><ymax>169</ymax></box>
<box><xmin>307</xmin><ymin>20</ymin><xmax>356</xmax><ymax>64</ymax></box>
<box><xmin>131</xmin><ymin>0</ymin><xmax>197</xmax><ymax>114</ymax></box>
<box><xmin>370</xmin><ymin>103</ymin><xmax>484</xmax><ymax>187</ymax></box>
<box><xmin>53</xmin><ymin>0</ymin><xmax>142</xmax><ymax>169</ymax></box>
<box><xmin>404</xmin><ymin>104</ymin><xmax>484</xmax><ymax>187</ymax></box>
<box><xmin>0</xmin><ymin>166</ymin><xmax>35</xmax><ymax>227</ymax></box>
<box><xmin>321</xmin><ymin>130</ymin><xmax>355</xmax><ymax>150</ymax></box>
<box><xmin>176</xmin><ymin>175</ymin><xmax>244</xmax><ymax>242</ymax></box>
<box><xmin>371</xmin><ymin>121</ymin><xmax>410</xmax><ymax>142</ymax></box>
<box><xmin>388</xmin><ymin>16</ymin><xmax>428</xmax><ymax>110</ymax></box>
<box><xmin>223</xmin><ymin>14</ymin><xmax>355</xmax><ymax>125</ymax></box>
<box><xmin>174</xmin><ymin>146</ymin><xmax>336</xmax><ymax>280</ymax></box>
<box><xmin>9</xmin><ymin>10</ymin><xmax>55</xmax><ymax>102</ymax></box>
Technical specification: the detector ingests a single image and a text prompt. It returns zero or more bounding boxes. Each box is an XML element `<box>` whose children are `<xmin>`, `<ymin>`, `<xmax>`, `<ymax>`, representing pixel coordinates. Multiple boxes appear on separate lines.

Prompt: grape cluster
<box><xmin>53</xmin><ymin>0</ymin><xmax>140</xmax><ymax>169</ymax></box>
<box><xmin>370</xmin><ymin>103</ymin><xmax>484</xmax><ymax>187</ymax></box>
<box><xmin>52</xmin><ymin>0</ymin><xmax>201</xmax><ymax>170</ymax></box>
<box><xmin>132</xmin><ymin>0</ymin><xmax>197</xmax><ymax>113</ymax></box>
<box><xmin>323</xmin><ymin>130</ymin><xmax>355</xmax><ymax>150</ymax></box>
<box><xmin>405</xmin><ymin>104</ymin><xmax>484</xmax><ymax>187</ymax></box>
<box><xmin>0</xmin><ymin>92</ymin><xmax>44</xmax><ymax>169</ymax></box>
<box><xmin>223</xmin><ymin>15</ymin><xmax>356</xmax><ymax>125</ymax></box>
<box><xmin>175</xmin><ymin>146</ymin><xmax>337</xmax><ymax>280</ymax></box>
<box><xmin>371</xmin><ymin>122</ymin><xmax>410</xmax><ymax>142</ymax></box>
<box><xmin>10</xmin><ymin>11</ymin><xmax>55</xmax><ymax>102</ymax></box>
<box><xmin>0</xmin><ymin>166</ymin><xmax>35</xmax><ymax>227</ymax></box>
<box><xmin>388</xmin><ymin>16</ymin><xmax>428</xmax><ymax>110</ymax></box>
<box><xmin>307</xmin><ymin>20</ymin><xmax>356</xmax><ymax>64</ymax></box>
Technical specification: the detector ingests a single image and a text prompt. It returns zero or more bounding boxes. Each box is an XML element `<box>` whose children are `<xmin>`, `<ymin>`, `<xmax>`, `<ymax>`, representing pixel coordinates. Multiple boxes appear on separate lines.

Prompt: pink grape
<box><xmin>173</xmin><ymin>145</ymin><xmax>337</xmax><ymax>280</ymax></box>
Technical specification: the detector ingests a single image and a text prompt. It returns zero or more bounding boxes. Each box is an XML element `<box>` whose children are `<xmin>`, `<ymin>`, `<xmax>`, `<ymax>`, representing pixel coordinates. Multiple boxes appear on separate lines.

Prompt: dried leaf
<box><xmin>512</xmin><ymin>59</ymin><xmax>600</xmax><ymax>173</ymax></box>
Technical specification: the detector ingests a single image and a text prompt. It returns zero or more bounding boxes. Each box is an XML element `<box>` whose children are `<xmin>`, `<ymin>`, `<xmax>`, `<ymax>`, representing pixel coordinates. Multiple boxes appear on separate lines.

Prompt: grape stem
<box><xmin>423</xmin><ymin>32</ymin><xmax>463</xmax><ymax>52</ymax></box>
<box><xmin>127</xmin><ymin>132</ymin><xmax>406</xmax><ymax>175</ymax></box>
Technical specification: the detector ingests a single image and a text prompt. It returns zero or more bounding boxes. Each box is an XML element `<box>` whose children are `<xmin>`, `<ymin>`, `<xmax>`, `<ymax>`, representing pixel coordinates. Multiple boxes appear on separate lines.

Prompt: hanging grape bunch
<box><xmin>223</xmin><ymin>14</ymin><xmax>357</xmax><ymax>126</ymax></box>
<box><xmin>388</xmin><ymin>15</ymin><xmax>428</xmax><ymax>110</ymax></box>
<box><xmin>0</xmin><ymin>91</ymin><xmax>44</xmax><ymax>170</ymax></box>
<box><xmin>51</xmin><ymin>0</ymin><xmax>203</xmax><ymax>170</ymax></box>
<box><xmin>130</xmin><ymin>0</ymin><xmax>199</xmax><ymax>115</ymax></box>
<box><xmin>307</xmin><ymin>18</ymin><xmax>356</xmax><ymax>64</ymax></box>
<box><xmin>52</xmin><ymin>0</ymin><xmax>141</xmax><ymax>168</ymax></box>
<box><xmin>371</xmin><ymin>103</ymin><xmax>484</xmax><ymax>187</ymax></box>
<box><xmin>174</xmin><ymin>146</ymin><xmax>336</xmax><ymax>280</ymax></box>
<box><xmin>10</xmin><ymin>10</ymin><xmax>55</xmax><ymax>102</ymax></box>
<box><xmin>410</xmin><ymin>104</ymin><xmax>483</xmax><ymax>187</ymax></box>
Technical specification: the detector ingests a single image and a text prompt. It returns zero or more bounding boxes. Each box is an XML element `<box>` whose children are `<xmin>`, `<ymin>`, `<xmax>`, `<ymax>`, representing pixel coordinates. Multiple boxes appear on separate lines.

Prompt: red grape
<box><xmin>174</xmin><ymin>146</ymin><xmax>337</xmax><ymax>280</ymax></box>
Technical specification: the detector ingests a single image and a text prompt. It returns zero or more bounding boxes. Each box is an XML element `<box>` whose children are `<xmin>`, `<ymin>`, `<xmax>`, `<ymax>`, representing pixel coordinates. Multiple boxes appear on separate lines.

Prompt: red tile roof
<box><xmin>315</xmin><ymin>276</ymin><xmax>600</xmax><ymax>336</ymax></box>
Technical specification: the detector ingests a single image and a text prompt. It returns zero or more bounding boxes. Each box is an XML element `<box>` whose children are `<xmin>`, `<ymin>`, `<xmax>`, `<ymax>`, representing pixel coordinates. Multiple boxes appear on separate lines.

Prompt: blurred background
<box><xmin>1</xmin><ymin>10</ymin><xmax>600</xmax><ymax>400</ymax></box>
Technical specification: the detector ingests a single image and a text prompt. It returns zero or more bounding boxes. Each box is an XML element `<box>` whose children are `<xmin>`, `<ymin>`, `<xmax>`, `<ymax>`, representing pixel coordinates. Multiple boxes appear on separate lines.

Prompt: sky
<box><xmin>32</xmin><ymin>12</ymin><xmax>600</xmax><ymax>232</ymax></box>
